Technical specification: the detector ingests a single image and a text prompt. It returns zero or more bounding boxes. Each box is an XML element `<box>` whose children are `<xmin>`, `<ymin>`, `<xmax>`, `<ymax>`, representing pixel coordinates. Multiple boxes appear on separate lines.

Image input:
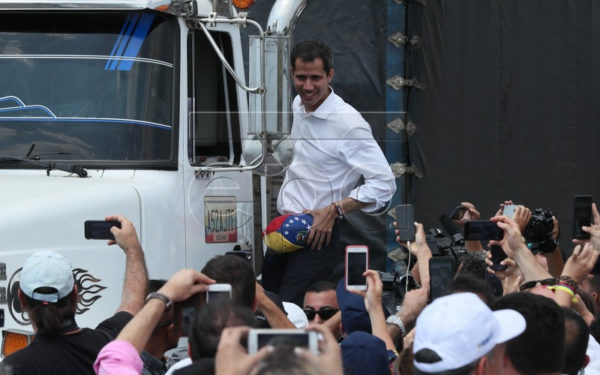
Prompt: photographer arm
<box><xmin>351</xmin><ymin>270</ymin><xmax>396</xmax><ymax>351</ymax></box>
<box><xmin>575</xmin><ymin>202</ymin><xmax>600</xmax><ymax>252</ymax></box>
<box><xmin>490</xmin><ymin>216</ymin><xmax>552</xmax><ymax>281</ymax></box>
<box><xmin>552</xmin><ymin>243</ymin><xmax>598</xmax><ymax>308</ymax></box>
<box><xmin>395</xmin><ymin>222</ymin><xmax>432</xmax><ymax>288</ymax></box>
<box><xmin>106</xmin><ymin>215</ymin><xmax>148</xmax><ymax>315</ymax></box>
<box><xmin>255</xmin><ymin>282</ymin><xmax>295</xmax><ymax>329</ymax></box>
<box><xmin>94</xmin><ymin>269</ymin><xmax>215</xmax><ymax>374</ymax></box>
<box><xmin>457</xmin><ymin>202</ymin><xmax>484</xmax><ymax>251</ymax></box>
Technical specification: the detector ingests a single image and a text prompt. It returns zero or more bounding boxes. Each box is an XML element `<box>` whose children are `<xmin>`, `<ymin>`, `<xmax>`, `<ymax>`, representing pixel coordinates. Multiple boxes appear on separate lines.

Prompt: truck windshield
<box><xmin>0</xmin><ymin>11</ymin><xmax>176</xmax><ymax>166</ymax></box>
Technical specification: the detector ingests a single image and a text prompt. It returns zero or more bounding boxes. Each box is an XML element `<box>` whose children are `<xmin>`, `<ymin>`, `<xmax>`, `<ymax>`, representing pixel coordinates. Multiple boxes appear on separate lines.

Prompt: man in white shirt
<box><xmin>262</xmin><ymin>40</ymin><xmax>396</xmax><ymax>306</ymax></box>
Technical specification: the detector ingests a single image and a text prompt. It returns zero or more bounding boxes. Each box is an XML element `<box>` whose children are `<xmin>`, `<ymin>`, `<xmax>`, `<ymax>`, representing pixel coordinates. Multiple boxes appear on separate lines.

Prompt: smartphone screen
<box><xmin>429</xmin><ymin>256</ymin><xmax>455</xmax><ymax>300</ymax></box>
<box><xmin>395</xmin><ymin>204</ymin><xmax>415</xmax><ymax>241</ymax></box>
<box><xmin>346</xmin><ymin>246</ymin><xmax>368</xmax><ymax>290</ymax></box>
<box><xmin>490</xmin><ymin>245</ymin><xmax>507</xmax><ymax>271</ymax></box>
<box><xmin>84</xmin><ymin>220</ymin><xmax>121</xmax><ymax>240</ymax></box>
<box><xmin>464</xmin><ymin>221</ymin><xmax>503</xmax><ymax>241</ymax></box>
<box><xmin>573</xmin><ymin>195</ymin><xmax>592</xmax><ymax>239</ymax></box>
<box><xmin>207</xmin><ymin>284</ymin><xmax>232</xmax><ymax>303</ymax></box>
<box><xmin>248</xmin><ymin>329</ymin><xmax>318</xmax><ymax>354</ymax></box>
<box><xmin>502</xmin><ymin>205</ymin><xmax>516</xmax><ymax>219</ymax></box>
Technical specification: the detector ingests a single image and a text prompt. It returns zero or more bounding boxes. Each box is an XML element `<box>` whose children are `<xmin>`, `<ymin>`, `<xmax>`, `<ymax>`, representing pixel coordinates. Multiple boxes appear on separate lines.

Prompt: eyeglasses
<box><xmin>303</xmin><ymin>307</ymin><xmax>339</xmax><ymax>321</ymax></box>
<box><xmin>518</xmin><ymin>278</ymin><xmax>557</xmax><ymax>292</ymax></box>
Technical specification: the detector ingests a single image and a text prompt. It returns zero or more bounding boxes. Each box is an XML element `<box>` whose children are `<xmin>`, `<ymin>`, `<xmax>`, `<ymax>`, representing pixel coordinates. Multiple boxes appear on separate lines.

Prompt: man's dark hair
<box><xmin>189</xmin><ymin>301</ymin><xmax>256</xmax><ymax>361</ymax></box>
<box><xmin>413</xmin><ymin>349</ymin><xmax>477</xmax><ymax>375</ymax></box>
<box><xmin>254</xmin><ymin>346</ymin><xmax>320</xmax><ymax>375</ymax></box>
<box><xmin>445</xmin><ymin>275</ymin><xmax>495</xmax><ymax>307</ymax></box>
<box><xmin>201</xmin><ymin>255</ymin><xmax>256</xmax><ymax>308</ymax></box>
<box><xmin>291</xmin><ymin>40</ymin><xmax>333</xmax><ymax>73</ymax></box>
<box><xmin>306</xmin><ymin>280</ymin><xmax>336</xmax><ymax>294</ymax></box>
<box><xmin>456</xmin><ymin>251</ymin><xmax>487</xmax><ymax>280</ymax></box>
<box><xmin>21</xmin><ymin>288</ymin><xmax>76</xmax><ymax>335</ymax></box>
<box><xmin>562</xmin><ymin>307</ymin><xmax>589</xmax><ymax>375</ymax></box>
<box><xmin>492</xmin><ymin>292</ymin><xmax>565</xmax><ymax>373</ymax></box>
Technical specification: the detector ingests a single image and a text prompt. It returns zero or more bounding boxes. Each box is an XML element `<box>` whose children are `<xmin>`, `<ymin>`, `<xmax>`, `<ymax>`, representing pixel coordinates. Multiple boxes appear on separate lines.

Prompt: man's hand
<box><xmin>295</xmin><ymin>324</ymin><xmax>343</xmax><ymax>375</ymax></box>
<box><xmin>562</xmin><ymin>243</ymin><xmax>599</xmax><ymax>284</ymax></box>
<box><xmin>512</xmin><ymin>206</ymin><xmax>532</xmax><ymax>234</ymax></box>
<box><xmin>485</xmin><ymin>253</ymin><xmax>518</xmax><ymax>280</ymax></box>
<box><xmin>215</xmin><ymin>326</ymin><xmax>272</xmax><ymax>375</ymax></box>
<box><xmin>574</xmin><ymin>203</ymin><xmax>600</xmax><ymax>252</ymax></box>
<box><xmin>305</xmin><ymin>204</ymin><xmax>337</xmax><ymax>250</ymax></box>
<box><xmin>158</xmin><ymin>269</ymin><xmax>215</xmax><ymax>303</ymax></box>
<box><xmin>349</xmin><ymin>270</ymin><xmax>383</xmax><ymax>314</ymax></box>
<box><xmin>106</xmin><ymin>214</ymin><xmax>140</xmax><ymax>251</ymax></box>
<box><xmin>395</xmin><ymin>222</ymin><xmax>431</xmax><ymax>258</ymax></box>
<box><xmin>454</xmin><ymin>201</ymin><xmax>480</xmax><ymax>227</ymax></box>
<box><xmin>489</xmin><ymin>216</ymin><xmax>527</xmax><ymax>258</ymax></box>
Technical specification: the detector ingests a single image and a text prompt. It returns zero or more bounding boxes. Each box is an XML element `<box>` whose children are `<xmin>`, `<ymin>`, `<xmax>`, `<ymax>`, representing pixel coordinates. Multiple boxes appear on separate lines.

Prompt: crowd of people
<box><xmin>1</xmin><ymin>39</ymin><xmax>600</xmax><ymax>375</ymax></box>
<box><xmin>2</xmin><ymin>198</ymin><xmax>600</xmax><ymax>375</ymax></box>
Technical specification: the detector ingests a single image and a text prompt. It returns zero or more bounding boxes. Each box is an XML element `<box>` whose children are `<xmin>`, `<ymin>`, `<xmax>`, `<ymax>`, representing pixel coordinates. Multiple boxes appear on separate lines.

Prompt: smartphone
<box><xmin>84</xmin><ymin>220</ymin><xmax>121</xmax><ymax>240</ymax></box>
<box><xmin>450</xmin><ymin>205</ymin><xmax>467</xmax><ymax>220</ymax></box>
<box><xmin>464</xmin><ymin>221</ymin><xmax>503</xmax><ymax>241</ymax></box>
<box><xmin>429</xmin><ymin>256</ymin><xmax>455</xmax><ymax>300</ymax></box>
<box><xmin>247</xmin><ymin>329</ymin><xmax>318</xmax><ymax>354</ymax></box>
<box><xmin>573</xmin><ymin>195</ymin><xmax>592</xmax><ymax>239</ymax></box>
<box><xmin>395</xmin><ymin>204</ymin><xmax>415</xmax><ymax>241</ymax></box>
<box><xmin>490</xmin><ymin>245</ymin><xmax>507</xmax><ymax>271</ymax></box>
<box><xmin>206</xmin><ymin>284</ymin><xmax>232</xmax><ymax>303</ymax></box>
<box><xmin>502</xmin><ymin>205</ymin><xmax>517</xmax><ymax>219</ymax></box>
<box><xmin>345</xmin><ymin>245</ymin><xmax>368</xmax><ymax>291</ymax></box>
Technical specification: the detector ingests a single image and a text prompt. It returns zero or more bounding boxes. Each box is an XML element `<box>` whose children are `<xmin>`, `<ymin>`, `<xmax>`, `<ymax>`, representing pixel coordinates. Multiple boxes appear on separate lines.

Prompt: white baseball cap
<box><xmin>413</xmin><ymin>292</ymin><xmax>526</xmax><ymax>373</ymax></box>
<box><xmin>19</xmin><ymin>251</ymin><xmax>75</xmax><ymax>303</ymax></box>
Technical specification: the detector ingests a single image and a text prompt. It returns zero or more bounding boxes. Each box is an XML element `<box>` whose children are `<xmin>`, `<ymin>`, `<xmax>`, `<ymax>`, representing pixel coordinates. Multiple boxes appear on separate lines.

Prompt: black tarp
<box><xmin>408</xmin><ymin>0</ymin><xmax>600</xmax><ymax>253</ymax></box>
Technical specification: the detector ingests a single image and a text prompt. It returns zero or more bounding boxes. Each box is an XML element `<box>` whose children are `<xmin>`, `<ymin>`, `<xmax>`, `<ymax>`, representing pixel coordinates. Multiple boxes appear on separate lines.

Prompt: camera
<box><xmin>523</xmin><ymin>208</ymin><xmax>557</xmax><ymax>254</ymax></box>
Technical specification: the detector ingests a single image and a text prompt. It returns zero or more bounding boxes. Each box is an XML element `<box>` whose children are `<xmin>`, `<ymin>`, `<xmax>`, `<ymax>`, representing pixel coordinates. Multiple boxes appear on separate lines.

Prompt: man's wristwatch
<box><xmin>386</xmin><ymin>314</ymin><xmax>407</xmax><ymax>337</ymax></box>
<box><xmin>146</xmin><ymin>292</ymin><xmax>172</xmax><ymax>310</ymax></box>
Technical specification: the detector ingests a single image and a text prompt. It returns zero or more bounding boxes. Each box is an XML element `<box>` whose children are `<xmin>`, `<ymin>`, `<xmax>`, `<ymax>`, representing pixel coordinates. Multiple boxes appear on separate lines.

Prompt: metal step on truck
<box><xmin>0</xmin><ymin>0</ymin><xmax>304</xmax><ymax>356</ymax></box>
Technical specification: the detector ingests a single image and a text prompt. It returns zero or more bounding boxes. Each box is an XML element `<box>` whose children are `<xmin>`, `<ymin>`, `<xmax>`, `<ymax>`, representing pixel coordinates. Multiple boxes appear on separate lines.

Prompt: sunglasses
<box><xmin>518</xmin><ymin>278</ymin><xmax>557</xmax><ymax>292</ymax></box>
<box><xmin>303</xmin><ymin>307</ymin><xmax>339</xmax><ymax>321</ymax></box>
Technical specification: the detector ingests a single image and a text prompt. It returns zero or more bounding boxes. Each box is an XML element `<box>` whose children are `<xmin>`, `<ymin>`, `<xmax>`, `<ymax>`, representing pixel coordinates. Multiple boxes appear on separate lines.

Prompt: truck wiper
<box><xmin>0</xmin><ymin>154</ymin><xmax>88</xmax><ymax>177</ymax></box>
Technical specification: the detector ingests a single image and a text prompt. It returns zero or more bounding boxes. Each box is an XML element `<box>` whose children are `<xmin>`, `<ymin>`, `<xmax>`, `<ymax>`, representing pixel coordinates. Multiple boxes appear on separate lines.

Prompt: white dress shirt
<box><xmin>277</xmin><ymin>89</ymin><xmax>396</xmax><ymax>214</ymax></box>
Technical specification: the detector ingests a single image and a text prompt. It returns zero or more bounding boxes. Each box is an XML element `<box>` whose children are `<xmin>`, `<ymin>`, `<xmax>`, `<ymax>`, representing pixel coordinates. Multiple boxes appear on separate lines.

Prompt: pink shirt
<box><xmin>94</xmin><ymin>340</ymin><xmax>143</xmax><ymax>375</ymax></box>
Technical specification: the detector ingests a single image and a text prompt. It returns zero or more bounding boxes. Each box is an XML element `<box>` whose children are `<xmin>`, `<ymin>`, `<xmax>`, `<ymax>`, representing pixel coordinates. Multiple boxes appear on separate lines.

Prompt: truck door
<box><xmin>183</xmin><ymin>24</ymin><xmax>254</xmax><ymax>271</ymax></box>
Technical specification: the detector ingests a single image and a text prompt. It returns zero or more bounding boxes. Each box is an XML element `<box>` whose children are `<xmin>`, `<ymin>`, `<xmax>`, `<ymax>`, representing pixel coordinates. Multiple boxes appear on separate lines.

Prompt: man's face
<box><xmin>303</xmin><ymin>290</ymin><xmax>338</xmax><ymax>324</ymax></box>
<box><xmin>291</xmin><ymin>57</ymin><xmax>334</xmax><ymax>112</ymax></box>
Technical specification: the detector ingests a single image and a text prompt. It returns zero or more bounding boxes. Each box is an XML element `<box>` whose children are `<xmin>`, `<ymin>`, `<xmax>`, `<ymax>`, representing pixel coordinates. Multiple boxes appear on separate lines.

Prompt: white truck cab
<box><xmin>0</xmin><ymin>0</ymin><xmax>304</xmax><ymax>354</ymax></box>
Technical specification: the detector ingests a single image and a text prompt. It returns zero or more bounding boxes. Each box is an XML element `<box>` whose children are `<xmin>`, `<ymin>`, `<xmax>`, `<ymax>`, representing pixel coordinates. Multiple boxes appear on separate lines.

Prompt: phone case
<box><xmin>345</xmin><ymin>246</ymin><xmax>368</xmax><ymax>291</ymax></box>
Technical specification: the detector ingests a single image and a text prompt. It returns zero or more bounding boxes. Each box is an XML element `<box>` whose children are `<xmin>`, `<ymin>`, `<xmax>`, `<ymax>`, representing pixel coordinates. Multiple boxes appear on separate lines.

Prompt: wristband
<box><xmin>146</xmin><ymin>292</ymin><xmax>172</xmax><ymax>310</ymax></box>
<box><xmin>548</xmin><ymin>285</ymin><xmax>578</xmax><ymax>303</ymax></box>
<box><xmin>333</xmin><ymin>201</ymin><xmax>344</xmax><ymax>219</ymax></box>
<box><xmin>559</xmin><ymin>275</ymin><xmax>579</xmax><ymax>291</ymax></box>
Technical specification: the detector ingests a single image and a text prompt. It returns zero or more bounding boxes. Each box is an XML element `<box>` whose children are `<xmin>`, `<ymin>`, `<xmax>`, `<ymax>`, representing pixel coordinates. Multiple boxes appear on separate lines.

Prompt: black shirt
<box><xmin>1</xmin><ymin>311</ymin><xmax>132</xmax><ymax>375</ymax></box>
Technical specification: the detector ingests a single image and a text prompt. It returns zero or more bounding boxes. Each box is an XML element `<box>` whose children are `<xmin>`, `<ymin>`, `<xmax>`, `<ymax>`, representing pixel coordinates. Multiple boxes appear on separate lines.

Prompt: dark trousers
<box><xmin>262</xmin><ymin>221</ymin><xmax>343</xmax><ymax>307</ymax></box>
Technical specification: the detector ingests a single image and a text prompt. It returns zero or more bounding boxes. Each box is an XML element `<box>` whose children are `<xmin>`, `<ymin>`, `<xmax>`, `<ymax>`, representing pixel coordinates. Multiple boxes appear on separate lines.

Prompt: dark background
<box><xmin>407</xmin><ymin>0</ymin><xmax>600</xmax><ymax>254</ymax></box>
